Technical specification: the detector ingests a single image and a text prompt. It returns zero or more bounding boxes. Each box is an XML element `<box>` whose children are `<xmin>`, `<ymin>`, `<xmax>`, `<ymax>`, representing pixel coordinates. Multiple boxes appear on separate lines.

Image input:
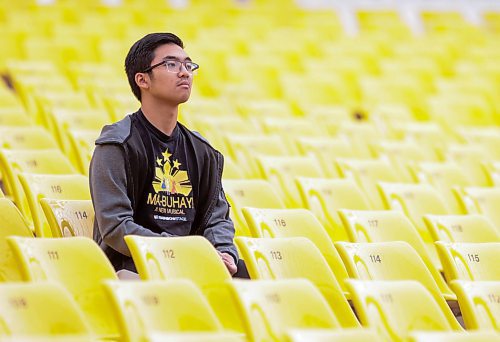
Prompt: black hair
<box><xmin>125</xmin><ymin>32</ymin><xmax>184</xmax><ymax>101</ymax></box>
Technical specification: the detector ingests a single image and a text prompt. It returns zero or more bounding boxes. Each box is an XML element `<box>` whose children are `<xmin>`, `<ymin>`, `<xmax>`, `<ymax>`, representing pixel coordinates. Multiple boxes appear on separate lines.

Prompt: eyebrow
<box><xmin>162</xmin><ymin>55</ymin><xmax>192</xmax><ymax>62</ymax></box>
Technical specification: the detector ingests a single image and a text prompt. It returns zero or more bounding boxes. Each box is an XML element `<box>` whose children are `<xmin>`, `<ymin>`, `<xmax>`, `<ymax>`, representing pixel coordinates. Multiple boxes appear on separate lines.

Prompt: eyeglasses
<box><xmin>143</xmin><ymin>59</ymin><xmax>199</xmax><ymax>74</ymax></box>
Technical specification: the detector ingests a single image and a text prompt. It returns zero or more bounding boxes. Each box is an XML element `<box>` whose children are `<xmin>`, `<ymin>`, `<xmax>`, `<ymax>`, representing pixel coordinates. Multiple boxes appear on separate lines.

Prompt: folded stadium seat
<box><xmin>370</xmin><ymin>140</ymin><xmax>433</xmax><ymax>182</ymax></box>
<box><xmin>18</xmin><ymin>173</ymin><xmax>90</xmax><ymax>237</ymax></box>
<box><xmin>336</xmin><ymin>121</ymin><xmax>385</xmax><ymax>158</ymax></box>
<box><xmin>453</xmin><ymin>186</ymin><xmax>500</xmax><ymax>232</ymax></box>
<box><xmin>40</xmin><ymin>199</ymin><xmax>94</xmax><ymax>238</ymax></box>
<box><xmin>455</xmin><ymin>126</ymin><xmax>500</xmax><ymax>160</ymax></box>
<box><xmin>286</xmin><ymin>329</ymin><xmax>381</xmax><ymax>342</ymax></box>
<box><xmin>257</xmin><ymin>155</ymin><xmax>325</xmax><ymax>208</ymax></box>
<box><xmin>235</xmin><ymin>237</ymin><xmax>359</xmax><ymax>327</ymax></box>
<box><xmin>228</xmin><ymin>279</ymin><xmax>345</xmax><ymax>341</ymax></box>
<box><xmin>377</xmin><ymin>182</ymin><xmax>451</xmax><ymax>270</ymax></box>
<box><xmin>0</xmin><ymin>149</ymin><xmax>77</xmax><ymax>217</ymax></box>
<box><xmin>225</xmin><ymin>134</ymin><xmax>290</xmax><ymax>179</ymax></box>
<box><xmin>189</xmin><ymin>116</ymin><xmax>259</xmax><ymax>157</ymax></box>
<box><xmin>101</xmin><ymin>92</ymin><xmax>140</xmax><ymax>122</ymax></box>
<box><xmin>47</xmin><ymin>107</ymin><xmax>111</xmax><ymax>154</ymax></box>
<box><xmin>409</xmin><ymin>161</ymin><xmax>471</xmax><ymax>214</ymax></box>
<box><xmin>483</xmin><ymin>161</ymin><xmax>500</xmax><ymax>187</ymax></box>
<box><xmin>124</xmin><ymin>235</ymin><xmax>246</xmax><ymax>334</ymax></box>
<box><xmin>236</xmin><ymin>99</ymin><xmax>294</xmax><ymax>119</ymax></box>
<box><xmin>424</xmin><ymin>214</ymin><xmax>500</xmax><ymax>243</ymax></box>
<box><xmin>296</xmin><ymin>177</ymin><xmax>371</xmax><ymax>242</ymax></box>
<box><xmin>104</xmin><ymin>280</ymin><xmax>244</xmax><ymax>342</ymax></box>
<box><xmin>335</xmin><ymin>241</ymin><xmax>463</xmax><ymax>330</ymax></box>
<box><xmin>0</xmin><ymin>282</ymin><xmax>93</xmax><ymax>341</ymax></box>
<box><xmin>450</xmin><ymin>280</ymin><xmax>500</xmax><ymax>332</ymax></box>
<box><xmin>66</xmin><ymin>129</ymin><xmax>100</xmax><ymax>175</ymax></box>
<box><xmin>259</xmin><ymin>117</ymin><xmax>329</xmax><ymax>155</ymax></box>
<box><xmin>33</xmin><ymin>91</ymin><xmax>95</xmax><ymax>128</ymax></box>
<box><xmin>336</xmin><ymin>158</ymin><xmax>402</xmax><ymax>210</ymax></box>
<box><xmin>223</xmin><ymin>179</ymin><xmax>285</xmax><ymax>237</ymax></box>
<box><xmin>7</xmin><ymin>236</ymin><xmax>119</xmax><ymax>340</ymax></box>
<box><xmin>0</xmin><ymin>198</ymin><xmax>33</xmax><ymax>282</ymax></box>
<box><xmin>338</xmin><ymin>209</ymin><xmax>455</xmax><ymax>300</ymax></box>
<box><xmin>241</xmin><ymin>208</ymin><xmax>350</xmax><ymax>295</ymax></box>
<box><xmin>180</xmin><ymin>97</ymin><xmax>237</xmax><ymax>121</ymax></box>
<box><xmin>436</xmin><ymin>242</ymin><xmax>500</xmax><ymax>282</ymax></box>
<box><xmin>442</xmin><ymin>144</ymin><xmax>492</xmax><ymax>186</ymax></box>
<box><xmin>222</xmin><ymin>156</ymin><xmax>246</xmax><ymax>180</ymax></box>
<box><xmin>347</xmin><ymin>280</ymin><xmax>460</xmax><ymax>341</ymax></box>
<box><xmin>409</xmin><ymin>331</ymin><xmax>500</xmax><ymax>342</ymax></box>
<box><xmin>0</xmin><ymin>126</ymin><xmax>59</xmax><ymax>150</ymax></box>
<box><xmin>295</xmin><ymin>136</ymin><xmax>359</xmax><ymax>178</ymax></box>
<box><xmin>298</xmin><ymin>105</ymin><xmax>353</xmax><ymax>135</ymax></box>
<box><xmin>0</xmin><ymin>107</ymin><xmax>33</xmax><ymax>126</ymax></box>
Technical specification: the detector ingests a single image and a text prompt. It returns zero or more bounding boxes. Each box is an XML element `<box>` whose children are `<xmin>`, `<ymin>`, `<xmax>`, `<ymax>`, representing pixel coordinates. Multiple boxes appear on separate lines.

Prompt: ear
<box><xmin>135</xmin><ymin>72</ymin><xmax>150</xmax><ymax>91</ymax></box>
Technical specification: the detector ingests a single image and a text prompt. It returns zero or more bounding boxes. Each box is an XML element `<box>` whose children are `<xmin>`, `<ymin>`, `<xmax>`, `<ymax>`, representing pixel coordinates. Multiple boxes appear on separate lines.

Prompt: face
<box><xmin>137</xmin><ymin>43</ymin><xmax>194</xmax><ymax>105</ymax></box>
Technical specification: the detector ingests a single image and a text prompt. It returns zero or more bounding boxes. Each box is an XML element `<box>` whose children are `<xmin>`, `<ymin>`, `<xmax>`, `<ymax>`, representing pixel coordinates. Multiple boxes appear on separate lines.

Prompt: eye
<box><xmin>165</xmin><ymin>61</ymin><xmax>178</xmax><ymax>68</ymax></box>
<box><xmin>185</xmin><ymin>63</ymin><xmax>194</xmax><ymax>71</ymax></box>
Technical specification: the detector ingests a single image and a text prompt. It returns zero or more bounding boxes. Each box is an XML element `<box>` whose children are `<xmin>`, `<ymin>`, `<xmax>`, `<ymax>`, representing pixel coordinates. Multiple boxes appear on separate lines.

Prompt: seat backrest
<box><xmin>104</xmin><ymin>280</ymin><xmax>224</xmax><ymax>342</ymax></box>
<box><xmin>235</xmin><ymin>237</ymin><xmax>358</xmax><ymax>328</ymax></box>
<box><xmin>286</xmin><ymin>328</ymin><xmax>381</xmax><ymax>342</ymax></box>
<box><xmin>257</xmin><ymin>155</ymin><xmax>324</xmax><ymax>208</ymax></box>
<box><xmin>454</xmin><ymin>186</ymin><xmax>500</xmax><ymax>232</ymax></box>
<box><xmin>450</xmin><ymin>280</ymin><xmax>500</xmax><ymax>331</ymax></box>
<box><xmin>223</xmin><ymin>179</ymin><xmax>285</xmax><ymax>237</ymax></box>
<box><xmin>436</xmin><ymin>242</ymin><xmax>500</xmax><ymax>282</ymax></box>
<box><xmin>336</xmin><ymin>241</ymin><xmax>462</xmax><ymax>330</ymax></box>
<box><xmin>0</xmin><ymin>198</ymin><xmax>33</xmax><ymax>282</ymax></box>
<box><xmin>347</xmin><ymin>280</ymin><xmax>454</xmax><ymax>341</ymax></box>
<box><xmin>241</xmin><ymin>207</ymin><xmax>349</xmax><ymax>294</ymax></box>
<box><xmin>124</xmin><ymin>235</ymin><xmax>243</xmax><ymax>333</ymax></box>
<box><xmin>296</xmin><ymin>177</ymin><xmax>371</xmax><ymax>242</ymax></box>
<box><xmin>336</xmin><ymin>158</ymin><xmax>401</xmax><ymax>209</ymax></box>
<box><xmin>0</xmin><ymin>126</ymin><xmax>59</xmax><ymax>150</ymax></box>
<box><xmin>424</xmin><ymin>214</ymin><xmax>500</xmax><ymax>243</ymax></box>
<box><xmin>40</xmin><ymin>199</ymin><xmax>94</xmax><ymax>238</ymax></box>
<box><xmin>339</xmin><ymin>209</ymin><xmax>454</xmax><ymax>299</ymax></box>
<box><xmin>377</xmin><ymin>182</ymin><xmax>450</xmax><ymax>269</ymax></box>
<box><xmin>7</xmin><ymin>236</ymin><xmax>119</xmax><ymax>338</ymax></box>
<box><xmin>229</xmin><ymin>279</ymin><xmax>340</xmax><ymax>342</ymax></box>
<box><xmin>19</xmin><ymin>173</ymin><xmax>91</xmax><ymax>237</ymax></box>
<box><xmin>0</xmin><ymin>282</ymin><xmax>91</xmax><ymax>338</ymax></box>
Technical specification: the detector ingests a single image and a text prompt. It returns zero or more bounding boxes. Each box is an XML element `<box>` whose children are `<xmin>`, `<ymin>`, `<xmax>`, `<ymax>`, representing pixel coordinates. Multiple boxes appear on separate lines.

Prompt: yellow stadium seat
<box><xmin>66</xmin><ymin>129</ymin><xmax>99</xmax><ymax>175</ymax></box>
<box><xmin>287</xmin><ymin>329</ymin><xmax>382</xmax><ymax>342</ymax></box>
<box><xmin>336</xmin><ymin>158</ymin><xmax>401</xmax><ymax>209</ymax></box>
<box><xmin>409</xmin><ymin>162</ymin><xmax>471</xmax><ymax>214</ymax></box>
<box><xmin>235</xmin><ymin>237</ymin><xmax>359</xmax><ymax>328</ymax></box>
<box><xmin>436</xmin><ymin>242</ymin><xmax>500</xmax><ymax>282</ymax></box>
<box><xmin>296</xmin><ymin>178</ymin><xmax>371</xmax><ymax>242</ymax></box>
<box><xmin>424</xmin><ymin>214</ymin><xmax>500</xmax><ymax>243</ymax></box>
<box><xmin>104</xmin><ymin>280</ymin><xmax>244</xmax><ymax>342</ymax></box>
<box><xmin>7</xmin><ymin>236</ymin><xmax>119</xmax><ymax>339</ymax></box>
<box><xmin>347</xmin><ymin>280</ymin><xmax>459</xmax><ymax>341</ymax></box>
<box><xmin>456</xmin><ymin>126</ymin><xmax>500</xmax><ymax>160</ymax></box>
<box><xmin>336</xmin><ymin>241</ymin><xmax>462</xmax><ymax>330</ymax></box>
<box><xmin>451</xmin><ymin>280</ymin><xmax>500</xmax><ymax>332</ymax></box>
<box><xmin>40</xmin><ymin>199</ymin><xmax>94</xmax><ymax>238</ymax></box>
<box><xmin>225</xmin><ymin>134</ymin><xmax>290</xmax><ymax>178</ymax></box>
<box><xmin>0</xmin><ymin>126</ymin><xmax>59</xmax><ymax>150</ymax></box>
<box><xmin>454</xmin><ymin>187</ymin><xmax>500</xmax><ymax>232</ymax></box>
<box><xmin>18</xmin><ymin>173</ymin><xmax>91</xmax><ymax>237</ymax></box>
<box><xmin>0</xmin><ymin>282</ymin><xmax>92</xmax><ymax>340</ymax></box>
<box><xmin>229</xmin><ymin>279</ymin><xmax>342</xmax><ymax>341</ymax></box>
<box><xmin>0</xmin><ymin>198</ymin><xmax>33</xmax><ymax>282</ymax></box>
<box><xmin>124</xmin><ymin>235</ymin><xmax>245</xmax><ymax>333</ymax></box>
<box><xmin>241</xmin><ymin>208</ymin><xmax>350</xmax><ymax>294</ymax></box>
<box><xmin>378</xmin><ymin>182</ymin><xmax>450</xmax><ymax>269</ymax></box>
<box><xmin>257</xmin><ymin>155</ymin><xmax>325</xmax><ymax>208</ymax></box>
<box><xmin>222</xmin><ymin>156</ymin><xmax>246</xmax><ymax>179</ymax></box>
<box><xmin>0</xmin><ymin>108</ymin><xmax>33</xmax><ymax>126</ymax></box>
<box><xmin>223</xmin><ymin>179</ymin><xmax>285</xmax><ymax>237</ymax></box>
<box><xmin>339</xmin><ymin>209</ymin><xmax>455</xmax><ymax>300</ymax></box>
<box><xmin>443</xmin><ymin>144</ymin><xmax>491</xmax><ymax>186</ymax></box>
<box><xmin>483</xmin><ymin>161</ymin><xmax>500</xmax><ymax>187</ymax></box>
<box><xmin>337</xmin><ymin>121</ymin><xmax>385</xmax><ymax>158</ymax></box>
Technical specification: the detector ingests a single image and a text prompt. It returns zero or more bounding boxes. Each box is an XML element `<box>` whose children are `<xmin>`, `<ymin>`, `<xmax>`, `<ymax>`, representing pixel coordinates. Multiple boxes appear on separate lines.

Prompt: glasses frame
<box><xmin>142</xmin><ymin>58</ymin><xmax>199</xmax><ymax>74</ymax></box>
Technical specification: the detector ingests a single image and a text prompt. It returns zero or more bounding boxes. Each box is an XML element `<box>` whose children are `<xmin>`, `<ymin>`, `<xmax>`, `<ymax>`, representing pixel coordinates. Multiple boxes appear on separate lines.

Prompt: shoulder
<box><xmin>95</xmin><ymin>114</ymin><xmax>136</xmax><ymax>145</ymax></box>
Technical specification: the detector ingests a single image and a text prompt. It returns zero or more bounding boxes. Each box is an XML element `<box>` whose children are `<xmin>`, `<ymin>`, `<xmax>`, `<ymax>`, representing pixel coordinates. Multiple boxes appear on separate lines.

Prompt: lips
<box><xmin>177</xmin><ymin>81</ymin><xmax>190</xmax><ymax>88</ymax></box>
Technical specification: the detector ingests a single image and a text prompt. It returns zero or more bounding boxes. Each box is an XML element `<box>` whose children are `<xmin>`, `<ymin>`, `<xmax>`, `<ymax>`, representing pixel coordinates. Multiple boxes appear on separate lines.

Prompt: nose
<box><xmin>178</xmin><ymin>63</ymin><xmax>190</xmax><ymax>77</ymax></box>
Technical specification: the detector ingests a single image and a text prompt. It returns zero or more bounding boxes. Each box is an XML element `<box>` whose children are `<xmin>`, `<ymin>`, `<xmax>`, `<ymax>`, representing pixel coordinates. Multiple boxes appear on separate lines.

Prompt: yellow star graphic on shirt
<box><xmin>156</xmin><ymin>157</ymin><xmax>162</xmax><ymax>165</ymax></box>
<box><xmin>173</xmin><ymin>159</ymin><xmax>181</xmax><ymax>169</ymax></box>
<box><xmin>162</xmin><ymin>149</ymin><xmax>172</xmax><ymax>161</ymax></box>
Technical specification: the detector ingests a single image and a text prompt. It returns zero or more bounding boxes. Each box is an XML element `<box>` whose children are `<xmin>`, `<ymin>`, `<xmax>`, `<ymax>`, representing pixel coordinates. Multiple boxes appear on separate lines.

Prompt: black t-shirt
<box><xmin>134</xmin><ymin>112</ymin><xmax>196</xmax><ymax>236</ymax></box>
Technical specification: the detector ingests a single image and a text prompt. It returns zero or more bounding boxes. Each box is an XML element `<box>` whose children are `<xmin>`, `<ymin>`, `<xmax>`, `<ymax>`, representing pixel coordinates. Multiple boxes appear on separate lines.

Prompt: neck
<box><xmin>140</xmin><ymin>98</ymin><xmax>178</xmax><ymax>136</ymax></box>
